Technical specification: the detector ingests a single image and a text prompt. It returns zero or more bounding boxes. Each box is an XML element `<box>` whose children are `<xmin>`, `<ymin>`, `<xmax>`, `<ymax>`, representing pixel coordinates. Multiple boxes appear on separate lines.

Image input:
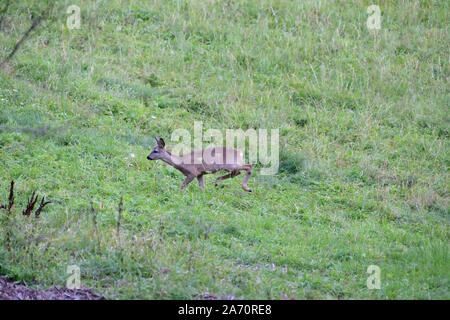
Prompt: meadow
<box><xmin>0</xmin><ymin>0</ymin><xmax>448</xmax><ymax>299</ymax></box>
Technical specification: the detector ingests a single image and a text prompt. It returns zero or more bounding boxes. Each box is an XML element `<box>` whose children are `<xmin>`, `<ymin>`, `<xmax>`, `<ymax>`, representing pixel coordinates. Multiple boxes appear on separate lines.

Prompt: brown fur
<box><xmin>147</xmin><ymin>137</ymin><xmax>252</xmax><ymax>192</ymax></box>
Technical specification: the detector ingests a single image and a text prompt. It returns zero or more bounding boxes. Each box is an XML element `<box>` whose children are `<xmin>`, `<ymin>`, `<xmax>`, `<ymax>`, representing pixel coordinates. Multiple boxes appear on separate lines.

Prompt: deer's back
<box><xmin>181</xmin><ymin>146</ymin><xmax>243</xmax><ymax>173</ymax></box>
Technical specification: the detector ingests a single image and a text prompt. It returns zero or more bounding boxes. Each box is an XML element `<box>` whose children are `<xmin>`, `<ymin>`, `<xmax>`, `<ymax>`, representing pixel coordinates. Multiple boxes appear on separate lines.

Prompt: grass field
<box><xmin>0</xmin><ymin>0</ymin><xmax>448</xmax><ymax>299</ymax></box>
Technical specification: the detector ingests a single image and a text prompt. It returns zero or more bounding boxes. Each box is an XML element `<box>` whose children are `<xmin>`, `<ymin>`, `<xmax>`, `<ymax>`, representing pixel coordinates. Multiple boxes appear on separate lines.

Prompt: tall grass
<box><xmin>0</xmin><ymin>0</ymin><xmax>448</xmax><ymax>299</ymax></box>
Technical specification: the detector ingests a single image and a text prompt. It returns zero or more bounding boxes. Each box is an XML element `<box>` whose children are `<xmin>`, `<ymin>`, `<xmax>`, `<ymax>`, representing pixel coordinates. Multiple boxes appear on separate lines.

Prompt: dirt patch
<box><xmin>0</xmin><ymin>277</ymin><xmax>104</xmax><ymax>300</ymax></box>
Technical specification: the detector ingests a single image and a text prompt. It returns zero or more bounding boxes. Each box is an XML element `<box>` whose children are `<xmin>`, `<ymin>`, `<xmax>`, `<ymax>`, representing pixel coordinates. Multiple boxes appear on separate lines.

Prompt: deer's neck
<box><xmin>161</xmin><ymin>152</ymin><xmax>187</xmax><ymax>173</ymax></box>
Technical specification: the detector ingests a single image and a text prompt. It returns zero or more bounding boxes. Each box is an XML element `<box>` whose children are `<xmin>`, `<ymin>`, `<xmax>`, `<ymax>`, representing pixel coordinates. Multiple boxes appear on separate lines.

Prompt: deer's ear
<box><xmin>158</xmin><ymin>138</ymin><xmax>165</xmax><ymax>148</ymax></box>
<box><xmin>154</xmin><ymin>136</ymin><xmax>159</xmax><ymax>145</ymax></box>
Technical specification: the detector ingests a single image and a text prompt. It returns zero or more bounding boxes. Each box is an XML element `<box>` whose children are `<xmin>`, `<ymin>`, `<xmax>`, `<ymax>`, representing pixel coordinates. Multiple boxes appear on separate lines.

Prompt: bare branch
<box><xmin>90</xmin><ymin>201</ymin><xmax>101</xmax><ymax>251</ymax></box>
<box><xmin>7</xmin><ymin>180</ymin><xmax>14</xmax><ymax>212</ymax></box>
<box><xmin>1</xmin><ymin>2</ymin><xmax>54</xmax><ymax>66</ymax></box>
<box><xmin>0</xmin><ymin>0</ymin><xmax>10</xmax><ymax>30</ymax></box>
<box><xmin>34</xmin><ymin>196</ymin><xmax>51</xmax><ymax>218</ymax></box>
<box><xmin>23</xmin><ymin>191</ymin><xmax>38</xmax><ymax>216</ymax></box>
<box><xmin>117</xmin><ymin>196</ymin><xmax>123</xmax><ymax>246</ymax></box>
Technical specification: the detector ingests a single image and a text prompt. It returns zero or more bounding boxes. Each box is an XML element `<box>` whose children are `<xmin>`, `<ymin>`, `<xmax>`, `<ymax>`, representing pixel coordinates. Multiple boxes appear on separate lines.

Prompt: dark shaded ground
<box><xmin>0</xmin><ymin>277</ymin><xmax>104</xmax><ymax>300</ymax></box>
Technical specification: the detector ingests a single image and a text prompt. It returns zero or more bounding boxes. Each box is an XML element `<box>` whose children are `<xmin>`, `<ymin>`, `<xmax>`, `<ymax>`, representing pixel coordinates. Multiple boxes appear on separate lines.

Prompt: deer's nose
<box><xmin>147</xmin><ymin>155</ymin><xmax>151</xmax><ymax>160</ymax></box>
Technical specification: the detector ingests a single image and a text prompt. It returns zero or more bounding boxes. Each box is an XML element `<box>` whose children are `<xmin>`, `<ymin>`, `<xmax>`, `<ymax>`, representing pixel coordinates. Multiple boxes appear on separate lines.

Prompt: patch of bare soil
<box><xmin>0</xmin><ymin>277</ymin><xmax>104</xmax><ymax>300</ymax></box>
<box><xmin>195</xmin><ymin>292</ymin><xmax>236</xmax><ymax>300</ymax></box>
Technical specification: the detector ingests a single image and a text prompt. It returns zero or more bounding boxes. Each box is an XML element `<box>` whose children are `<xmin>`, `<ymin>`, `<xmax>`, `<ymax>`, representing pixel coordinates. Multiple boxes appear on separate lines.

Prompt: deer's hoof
<box><xmin>214</xmin><ymin>183</ymin><xmax>218</xmax><ymax>187</ymax></box>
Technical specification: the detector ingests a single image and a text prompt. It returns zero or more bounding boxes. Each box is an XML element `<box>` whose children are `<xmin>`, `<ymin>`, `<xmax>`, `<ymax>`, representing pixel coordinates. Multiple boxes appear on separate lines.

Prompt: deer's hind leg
<box><xmin>214</xmin><ymin>170</ymin><xmax>240</xmax><ymax>187</ymax></box>
<box><xmin>240</xmin><ymin>164</ymin><xmax>252</xmax><ymax>192</ymax></box>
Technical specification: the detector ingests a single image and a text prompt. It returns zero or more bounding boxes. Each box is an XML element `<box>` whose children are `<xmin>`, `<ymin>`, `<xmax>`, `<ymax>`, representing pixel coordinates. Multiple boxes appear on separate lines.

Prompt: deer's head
<box><xmin>147</xmin><ymin>137</ymin><xmax>166</xmax><ymax>160</ymax></box>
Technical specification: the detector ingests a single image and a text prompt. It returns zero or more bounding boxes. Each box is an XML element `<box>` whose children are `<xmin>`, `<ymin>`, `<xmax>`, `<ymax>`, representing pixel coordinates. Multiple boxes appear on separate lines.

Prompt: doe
<box><xmin>147</xmin><ymin>137</ymin><xmax>252</xmax><ymax>192</ymax></box>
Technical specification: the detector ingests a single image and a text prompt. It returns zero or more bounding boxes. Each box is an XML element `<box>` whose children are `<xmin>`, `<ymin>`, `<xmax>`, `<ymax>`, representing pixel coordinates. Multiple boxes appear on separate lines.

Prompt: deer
<box><xmin>147</xmin><ymin>137</ymin><xmax>252</xmax><ymax>192</ymax></box>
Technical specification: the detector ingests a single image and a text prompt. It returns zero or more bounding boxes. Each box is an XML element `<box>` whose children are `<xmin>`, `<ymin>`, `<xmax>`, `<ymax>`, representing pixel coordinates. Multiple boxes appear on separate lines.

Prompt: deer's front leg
<box><xmin>197</xmin><ymin>174</ymin><xmax>205</xmax><ymax>190</ymax></box>
<box><xmin>180</xmin><ymin>174</ymin><xmax>195</xmax><ymax>190</ymax></box>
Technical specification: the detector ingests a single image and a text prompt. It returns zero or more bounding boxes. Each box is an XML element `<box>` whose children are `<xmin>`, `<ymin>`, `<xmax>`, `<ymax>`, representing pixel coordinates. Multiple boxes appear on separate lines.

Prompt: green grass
<box><xmin>0</xmin><ymin>0</ymin><xmax>448</xmax><ymax>299</ymax></box>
